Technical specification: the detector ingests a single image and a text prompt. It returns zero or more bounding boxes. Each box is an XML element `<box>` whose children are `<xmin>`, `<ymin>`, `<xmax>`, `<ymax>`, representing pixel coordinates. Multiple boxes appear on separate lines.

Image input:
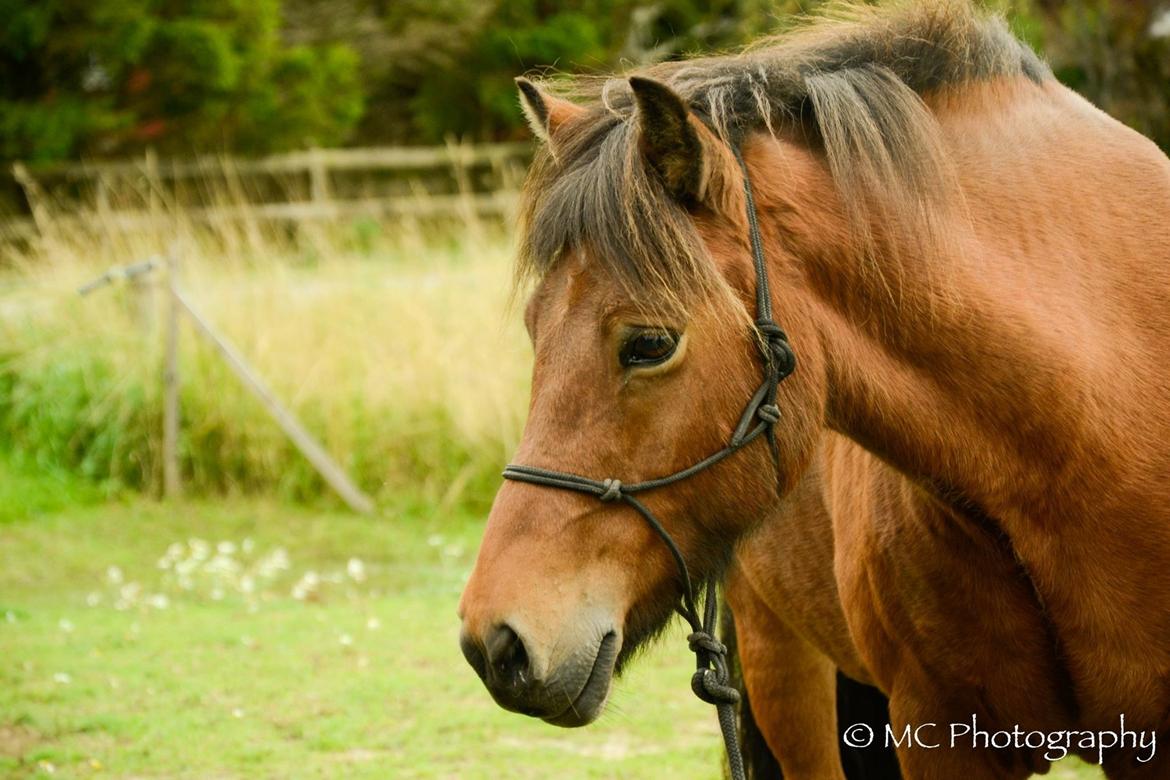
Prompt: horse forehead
<box><xmin>527</xmin><ymin>250</ymin><xmax>620</xmax><ymax>334</ymax></box>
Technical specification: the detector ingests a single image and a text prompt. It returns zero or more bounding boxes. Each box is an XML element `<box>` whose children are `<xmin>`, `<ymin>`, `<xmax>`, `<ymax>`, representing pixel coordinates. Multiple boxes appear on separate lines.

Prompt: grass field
<box><xmin>0</xmin><ymin>458</ymin><xmax>727</xmax><ymax>779</ymax></box>
<box><xmin>0</xmin><ymin>457</ymin><xmax>1104</xmax><ymax>779</ymax></box>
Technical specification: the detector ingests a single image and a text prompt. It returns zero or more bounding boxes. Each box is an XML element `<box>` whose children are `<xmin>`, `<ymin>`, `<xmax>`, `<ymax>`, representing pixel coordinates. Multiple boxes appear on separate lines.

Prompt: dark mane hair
<box><xmin>515</xmin><ymin>0</ymin><xmax>1049</xmax><ymax>306</ymax></box>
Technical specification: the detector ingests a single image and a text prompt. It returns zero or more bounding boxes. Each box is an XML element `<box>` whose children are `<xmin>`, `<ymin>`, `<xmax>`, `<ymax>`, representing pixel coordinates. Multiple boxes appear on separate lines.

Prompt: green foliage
<box><xmin>367</xmin><ymin>0</ymin><xmax>776</xmax><ymax>144</ymax></box>
<box><xmin>0</xmin><ymin>0</ymin><xmax>364</xmax><ymax>160</ymax></box>
<box><xmin>239</xmin><ymin>44</ymin><xmax>365</xmax><ymax>149</ymax></box>
<box><xmin>5</xmin><ymin>0</ymin><xmax>1167</xmax><ymax>158</ymax></box>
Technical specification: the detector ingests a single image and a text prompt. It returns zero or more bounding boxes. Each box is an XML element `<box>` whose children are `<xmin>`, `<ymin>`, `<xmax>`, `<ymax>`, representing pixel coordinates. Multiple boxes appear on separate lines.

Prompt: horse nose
<box><xmin>485</xmin><ymin>624</ymin><xmax>531</xmax><ymax>689</ymax></box>
<box><xmin>460</xmin><ymin>623</ymin><xmax>542</xmax><ymax>713</ymax></box>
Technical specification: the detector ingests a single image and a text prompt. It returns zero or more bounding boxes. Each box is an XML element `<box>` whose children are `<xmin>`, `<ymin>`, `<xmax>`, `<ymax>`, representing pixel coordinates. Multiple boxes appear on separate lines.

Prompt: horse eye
<box><xmin>620</xmin><ymin>330</ymin><xmax>679</xmax><ymax>368</ymax></box>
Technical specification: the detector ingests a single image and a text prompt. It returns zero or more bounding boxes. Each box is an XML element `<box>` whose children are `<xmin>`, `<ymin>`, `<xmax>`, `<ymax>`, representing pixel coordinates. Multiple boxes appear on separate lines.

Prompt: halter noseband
<box><xmin>502</xmin><ymin>144</ymin><xmax>795</xmax><ymax>780</ymax></box>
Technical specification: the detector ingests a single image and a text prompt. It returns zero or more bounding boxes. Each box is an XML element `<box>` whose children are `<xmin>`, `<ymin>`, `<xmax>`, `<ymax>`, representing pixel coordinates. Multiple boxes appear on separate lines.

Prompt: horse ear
<box><xmin>516</xmin><ymin>77</ymin><xmax>585</xmax><ymax>144</ymax></box>
<box><xmin>629</xmin><ymin>76</ymin><xmax>709</xmax><ymax>204</ymax></box>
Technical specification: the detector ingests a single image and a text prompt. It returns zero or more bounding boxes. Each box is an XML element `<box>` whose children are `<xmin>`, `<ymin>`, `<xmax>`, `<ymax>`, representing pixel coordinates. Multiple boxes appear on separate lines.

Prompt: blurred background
<box><xmin>0</xmin><ymin>1</ymin><xmax>1164</xmax><ymax>777</ymax></box>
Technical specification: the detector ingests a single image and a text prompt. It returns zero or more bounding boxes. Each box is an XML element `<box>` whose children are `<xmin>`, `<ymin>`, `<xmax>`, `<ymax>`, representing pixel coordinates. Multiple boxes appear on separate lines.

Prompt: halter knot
<box><xmin>757</xmin><ymin>403</ymin><xmax>781</xmax><ymax>424</ymax></box>
<box><xmin>756</xmin><ymin>320</ymin><xmax>796</xmax><ymax>378</ymax></box>
<box><xmin>687</xmin><ymin>630</ymin><xmax>727</xmax><ymax>659</ymax></box>
<box><xmin>599</xmin><ymin>478</ymin><xmax>623</xmax><ymax>502</ymax></box>
<box><xmin>688</xmin><ymin>630</ymin><xmax>738</xmax><ymax>705</ymax></box>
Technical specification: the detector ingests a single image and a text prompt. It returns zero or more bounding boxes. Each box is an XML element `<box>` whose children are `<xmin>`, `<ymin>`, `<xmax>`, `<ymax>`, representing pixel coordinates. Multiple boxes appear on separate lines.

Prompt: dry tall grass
<box><xmin>0</xmin><ymin>173</ymin><xmax>531</xmax><ymax>513</ymax></box>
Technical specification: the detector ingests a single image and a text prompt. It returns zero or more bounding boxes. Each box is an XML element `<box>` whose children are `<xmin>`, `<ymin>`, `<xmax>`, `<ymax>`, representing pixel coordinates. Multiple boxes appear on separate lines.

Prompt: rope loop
<box><xmin>755</xmin><ymin>320</ymin><xmax>788</xmax><ymax>342</ymax></box>
<box><xmin>756</xmin><ymin>403</ymin><xmax>781</xmax><ymax>424</ymax></box>
<box><xmin>690</xmin><ymin>667</ymin><xmax>742</xmax><ymax>706</ymax></box>
<box><xmin>599</xmin><ymin>478</ymin><xmax>623</xmax><ymax>502</ymax></box>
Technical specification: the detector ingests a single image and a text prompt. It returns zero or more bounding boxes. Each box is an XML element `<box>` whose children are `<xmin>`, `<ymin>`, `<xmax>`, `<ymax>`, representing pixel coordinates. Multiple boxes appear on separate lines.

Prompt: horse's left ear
<box><xmin>629</xmin><ymin>76</ymin><xmax>711</xmax><ymax>204</ymax></box>
<box><xmin>517</xmin><ymin>77</ymin><xmax>586</xmax><ymax>145</ymax></box>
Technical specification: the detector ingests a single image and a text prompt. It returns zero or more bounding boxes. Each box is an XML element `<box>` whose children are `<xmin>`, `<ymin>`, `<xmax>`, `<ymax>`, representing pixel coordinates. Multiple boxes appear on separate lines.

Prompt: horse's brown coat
<box><xmin>459</xmin><ymin>4</ymin><xmax>1170</xmax><ymax>777</ymax></box>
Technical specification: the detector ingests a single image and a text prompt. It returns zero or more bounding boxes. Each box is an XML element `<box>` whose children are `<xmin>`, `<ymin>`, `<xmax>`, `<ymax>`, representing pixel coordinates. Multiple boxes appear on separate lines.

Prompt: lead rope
<box><xmin>502</xmin><ymin>142</ymin><xmax>794</xmax><ymax>780</ymax></box>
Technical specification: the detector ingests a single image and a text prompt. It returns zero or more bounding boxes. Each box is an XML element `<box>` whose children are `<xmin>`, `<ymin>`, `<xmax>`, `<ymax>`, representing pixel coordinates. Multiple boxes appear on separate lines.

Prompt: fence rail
<box><xmin>20</xmin><ymin>143</ymin><xmax>532</xmax><ymax>180</ymax></box>
<box><xmin>2</xmin><ymin>142</ymin><xmax>533</xmax><ymax>241</ymax></box>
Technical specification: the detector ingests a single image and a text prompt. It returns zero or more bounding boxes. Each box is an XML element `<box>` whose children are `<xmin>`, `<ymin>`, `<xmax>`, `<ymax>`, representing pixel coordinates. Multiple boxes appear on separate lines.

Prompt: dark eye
<box><xmin>620</xmin><ymin>329</ymin><xmax>679</xmax><ymax>368</ymax></box>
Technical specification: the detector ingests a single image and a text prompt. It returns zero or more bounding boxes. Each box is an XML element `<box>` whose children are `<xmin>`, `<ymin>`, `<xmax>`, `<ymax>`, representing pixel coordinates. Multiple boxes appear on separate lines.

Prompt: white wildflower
<box><xmin>52</xmin><ymin>672</ymin><xmax>71</xmax><ymax>684</ymax></box>
<box><xmin>58</xmin><ymin>619</ymin><xmax>74</xmax><ymax>633</ymax></box>
<box><xmin>426</xmin><ymin>534</ymin><xmax>444</xmax><ymax>547</ymax></box>
<box><xmin>147</xmin><ymin>594</ymin><xmax>170</xmax><ymax>610</ymax></box>
<box><xmin>232</xmin><ymin>708</ymin><xmax>244</xmax><ymax>718</ymax></box>
<box><xmin>346</xmin><ymin>558</ymin><xmax>367</xmax><ymax>582</ymax></box>
<box><xmin>256</xmin><ymin>548</ymin><xmax>290</xmax><ymax>579</ymax></box>
<box><xmin>85</xmin><ymin>592</ymin><xmax>101</xmax><ymax>607</ymax></box>
<box><xmin>188</xmin><ymin>538</ymin><xmax>210</xmax><ymax>561</ymax></box>
<box><xmin>241</xmin><ymin>537</ymin><xmax>255</xmax><ymax>555</ymax></box>
<box><xmin>158</xmin><ymin>542</ymin><xmax>184</xmax><ymax>569</ymax></box>
<box><xmin>217</xmin><ymin>541</ymin><xmax>237</xmax><ymax>556</ymax></box>
<box><xmin>106</xmin><ymin>565</ymin><xmax>124</xmax><ymax>585</ymax></box>
<box><xmin>338</xmin><ymin>633</ymin><xmax>353</xmax><ymax>647</ymax></box>
<box><xmin>366</xmin><ymin>617</ymin><xmax>381</xmax><ymax>631</ymax></box>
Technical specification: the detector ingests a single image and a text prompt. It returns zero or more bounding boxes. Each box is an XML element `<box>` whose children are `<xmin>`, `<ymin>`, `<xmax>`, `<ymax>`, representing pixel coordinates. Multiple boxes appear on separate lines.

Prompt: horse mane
<box><xmin>516</xmin><ymin>0</ymin><xmax>1050</xmax><ymax>306</ymax></box>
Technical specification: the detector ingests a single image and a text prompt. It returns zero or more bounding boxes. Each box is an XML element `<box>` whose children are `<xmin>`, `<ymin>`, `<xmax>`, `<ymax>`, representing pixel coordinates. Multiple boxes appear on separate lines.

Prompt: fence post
<box><xmin>309</xmin><ymin>146</ymin><xmax>331</xmax><ymax>204</ymax></box>
<box><xmin>11</xmin><ymin>163</ymin><xmax>52</xmax><ymax>239</ymax></box>
<box><xmin>446</xmin><ymin>137</ymin><xmax>484</xmax><ymax>244</ymax></box>
<box><xmin>144</xmin><ymin>148</ymin><xmax>161</xmax><ymax>218</ymax></box>
<box><xmin>163</xmin><ymin>250</ymin><xmax>182</xmax><ymax>498</ymax></box>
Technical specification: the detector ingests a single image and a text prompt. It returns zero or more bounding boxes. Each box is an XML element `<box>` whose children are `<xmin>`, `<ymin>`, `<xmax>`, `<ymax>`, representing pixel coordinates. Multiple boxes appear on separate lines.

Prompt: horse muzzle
<box><xmin>459</xmin><ymin>620</ymin><xmax>621</xmax><ymax>727</ymax></box>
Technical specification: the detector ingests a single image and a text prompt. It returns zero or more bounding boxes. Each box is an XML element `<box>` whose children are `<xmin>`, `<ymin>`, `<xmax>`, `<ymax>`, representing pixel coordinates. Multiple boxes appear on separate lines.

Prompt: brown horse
<box><xmin>457</xmin><ymin>2</ymin><xmax>1170</xmax><ymax>778</ymax></box>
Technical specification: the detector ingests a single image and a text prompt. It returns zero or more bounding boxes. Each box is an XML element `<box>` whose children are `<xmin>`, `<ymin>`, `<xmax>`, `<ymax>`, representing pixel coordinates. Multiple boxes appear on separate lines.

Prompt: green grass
<box><xmin>0</xmin><ymin>460</ymin><xmax>1105</xmax><ymax>778</ymax></box>
<box><xmin>0</xmin><ymin>471</ymin><xmax>725</xmax><ymax>778</ymax></box>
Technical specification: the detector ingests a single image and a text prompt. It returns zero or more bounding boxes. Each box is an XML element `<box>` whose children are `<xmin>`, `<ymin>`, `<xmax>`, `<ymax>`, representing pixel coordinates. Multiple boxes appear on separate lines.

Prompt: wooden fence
<box><xmin>3</xmin><ymin>141</ymin><xmax>533</xmax><ymax>240</ymax></box>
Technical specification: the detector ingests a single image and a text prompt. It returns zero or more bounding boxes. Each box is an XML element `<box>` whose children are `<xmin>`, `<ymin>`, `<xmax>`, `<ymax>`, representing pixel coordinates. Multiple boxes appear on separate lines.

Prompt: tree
<box><xmin>285</xmin><ymin>0</ymin><xmax>781</xmax><ymax>145</ymax></box>
<box><xmin>0</xmin><ymin>0</ymin><xmax>364</xmax><ymax>161</ymax></box>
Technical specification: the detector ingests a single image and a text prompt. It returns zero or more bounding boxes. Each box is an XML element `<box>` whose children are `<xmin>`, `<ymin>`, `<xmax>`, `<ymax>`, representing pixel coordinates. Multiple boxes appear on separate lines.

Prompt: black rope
<box><xmin>502</xmin><ymin>142</ymin><xmax>796</xmax><ymax>780</ymax></box>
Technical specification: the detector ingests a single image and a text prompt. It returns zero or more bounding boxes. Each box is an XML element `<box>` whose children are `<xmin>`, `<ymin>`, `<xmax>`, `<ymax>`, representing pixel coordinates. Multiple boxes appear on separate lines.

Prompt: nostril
<box><xmin>459</xmin><ymin>630</ymin><xmax>488</xmax><ymax>681</ymax></box>
<box><xmin>485</xmin><ymin>623</ymin><xmax>531</xmax><ymax>687</ymax></box>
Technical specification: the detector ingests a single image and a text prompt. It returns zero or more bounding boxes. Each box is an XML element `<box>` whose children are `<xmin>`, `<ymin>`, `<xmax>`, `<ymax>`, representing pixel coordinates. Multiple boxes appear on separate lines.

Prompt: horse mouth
<box><xmin>543</xmin><ymin>631</ymin><xmax>619</xmax><ymax>727</ymax></box>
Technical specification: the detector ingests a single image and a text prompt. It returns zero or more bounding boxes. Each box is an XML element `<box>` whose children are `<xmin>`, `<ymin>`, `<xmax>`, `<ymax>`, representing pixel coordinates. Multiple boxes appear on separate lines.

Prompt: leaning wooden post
<box><xmin>163</xmin><ymin>251</ymin><xmax>182</xmax><ymax>498</ymax></box>
<box><xmin>172</xmin><ymin>287</ymin><xmax>375</xmax><ymax>515</ymax></box>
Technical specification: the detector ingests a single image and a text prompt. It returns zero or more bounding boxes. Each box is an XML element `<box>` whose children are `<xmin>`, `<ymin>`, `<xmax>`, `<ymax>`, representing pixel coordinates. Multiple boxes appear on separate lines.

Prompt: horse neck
<box><xmin>755</xmin><ymin>79</ymin><xmax>1137</xmax><ymax>531</ymax></box>
<box><xmin>752</xmin><ymin>76</ymin><xmax>1170</xmax><ymax>729</ymax></box>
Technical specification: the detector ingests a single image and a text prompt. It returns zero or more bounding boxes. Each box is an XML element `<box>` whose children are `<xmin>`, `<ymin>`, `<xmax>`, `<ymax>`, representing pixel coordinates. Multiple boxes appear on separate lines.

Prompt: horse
<box><xmin>457</xmin><ymin>2</ymin><xmax>1170</xmax><ymax>777</ymax></box>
